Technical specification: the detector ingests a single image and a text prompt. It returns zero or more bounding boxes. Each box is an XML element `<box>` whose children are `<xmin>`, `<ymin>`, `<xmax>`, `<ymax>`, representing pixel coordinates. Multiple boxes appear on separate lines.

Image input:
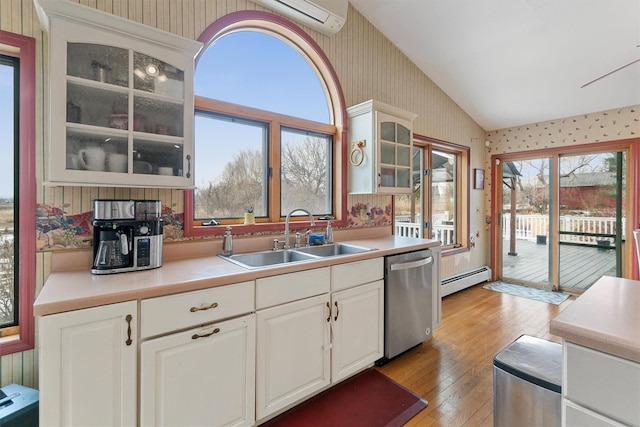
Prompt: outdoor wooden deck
<box><xmin>502</xmin><ymin>239</ymin><xmax>617</xmax><ymax>291</ymax></box>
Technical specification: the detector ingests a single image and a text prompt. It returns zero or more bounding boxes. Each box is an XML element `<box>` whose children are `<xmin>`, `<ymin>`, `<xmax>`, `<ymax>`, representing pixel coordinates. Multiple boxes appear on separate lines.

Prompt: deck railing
<box><xmin>394</xmin><ymin>214</ymin><xmax>626</xmax><ymax>246</ymax></box>
<box><xmin>395</xmin><ymin>216</ymin><xmax>457</xmax><ymax>245</ymax></box>
<box><xmin>501</xmin><ymin>214</ymin><xmax>626</xmax><ymax>244</ymax></box>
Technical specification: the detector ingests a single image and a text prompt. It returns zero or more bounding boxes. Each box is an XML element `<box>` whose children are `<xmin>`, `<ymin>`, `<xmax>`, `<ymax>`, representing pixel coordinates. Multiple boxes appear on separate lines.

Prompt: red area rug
<box><xmin>261</xmin><ymin>369</ymin><xmax>427</xmax><ymax>427</ymax></box>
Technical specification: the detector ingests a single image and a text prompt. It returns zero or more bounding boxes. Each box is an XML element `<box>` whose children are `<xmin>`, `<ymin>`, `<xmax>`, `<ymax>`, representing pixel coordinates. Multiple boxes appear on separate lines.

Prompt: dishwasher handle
<box><xmin>389</xmin><ymin>256</ymin><xmax>433</xmax><ymax>271</ymax></box>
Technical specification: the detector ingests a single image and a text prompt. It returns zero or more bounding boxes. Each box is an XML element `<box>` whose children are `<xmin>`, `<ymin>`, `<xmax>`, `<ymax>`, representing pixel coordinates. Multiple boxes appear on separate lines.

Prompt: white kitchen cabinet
<box><xmin>140</xmin><ymin>281</ymin><xmax>256</xmax><ymax>427</ymax></box>
<box><xmin>562</xmin><ymin>342</ymin><xmax>640</xmax><ymax>427</ymax></box>
<box><xmin>35</xmin><ymin>0</ymin><xmax>202</xmax><ymax>188</ymax></box>
<box><xmin>140</xmin><ymin>315</ymin><xmax>256</xmax><ymax>427</ymax></box>
<box><xmin>347</xmin><ymin>99</ymin><xmax>417</xmax><ymax>194</ymax></box>
<box><xmin>38</xmin><ymin>301</ymin><xmax>137</xmax><ymax>427</ymax></box>
<box><xmin>331</xmin><ymin>279</ymin><xmax>384</xmax><ymax>382</ymax></box>
<box><xmin>256</xmin><ymin>294</ymin><xmax>331</xmax><ymax>421</ymax></box>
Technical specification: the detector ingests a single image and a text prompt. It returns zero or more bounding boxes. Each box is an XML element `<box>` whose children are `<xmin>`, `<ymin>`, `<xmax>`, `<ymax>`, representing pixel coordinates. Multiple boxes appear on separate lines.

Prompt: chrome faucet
<box><xmin>284</xmin><ymin>208</ymin><xmax>315</xmax><ymax>249</ymax></box>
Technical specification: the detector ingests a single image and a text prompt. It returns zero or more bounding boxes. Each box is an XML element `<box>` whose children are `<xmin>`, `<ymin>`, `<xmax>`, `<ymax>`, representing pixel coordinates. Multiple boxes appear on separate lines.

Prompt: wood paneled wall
<box><xmin>0</xmin><ymin>0</ymin><xmax>485</xmax><ymax>387</ymax></box>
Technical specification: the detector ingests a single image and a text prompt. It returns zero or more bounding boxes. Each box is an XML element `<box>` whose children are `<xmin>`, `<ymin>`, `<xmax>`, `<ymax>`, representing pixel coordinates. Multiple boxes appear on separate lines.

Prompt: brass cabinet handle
<box><xmin>190</xmin><ymin>302</ymin><xmax>218</xmax><ymax>313</ymax></box>
<box><xmin>326</xmin><ymin>301</ymin><xmax>331</xmax><ymax>323</ymax></box>
<box><xmin>192</xmin><ymin>327</ymin><xmax>220</xmax><ymax>340</ymax></box>
<box><xmin>125</xmin><ymin>314</ymin><xmax>133</xmax><ymax>346</ymax></box>
<box><xmin>334</xmin><ymin>301</ymin><xmax>339</xmax><ymax>322</ymax></box>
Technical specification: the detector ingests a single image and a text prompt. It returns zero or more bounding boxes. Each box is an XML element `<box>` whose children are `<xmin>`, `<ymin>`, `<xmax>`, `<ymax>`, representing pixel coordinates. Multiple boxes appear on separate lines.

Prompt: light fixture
<box><xmin>145</xmin><ymin>64</ymin><xmax>159</xmax><ymax>77</ymax></box>
<box><xmin>133</xmin><ymin>68</ymin><xmax>146</xmax><ymax>79</ymax></box>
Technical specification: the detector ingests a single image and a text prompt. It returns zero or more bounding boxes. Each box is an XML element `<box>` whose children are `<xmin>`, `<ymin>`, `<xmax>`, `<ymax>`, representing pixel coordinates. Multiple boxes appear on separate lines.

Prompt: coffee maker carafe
<box><xmin>91</xmin><ymin>200</ymin><xmax>163</xmax><ymax>274</ymax></box>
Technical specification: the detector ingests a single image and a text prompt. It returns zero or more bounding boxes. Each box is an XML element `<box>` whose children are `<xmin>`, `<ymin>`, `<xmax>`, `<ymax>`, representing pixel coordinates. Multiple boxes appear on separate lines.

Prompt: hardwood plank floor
<box><xmin>375</xmin><ymin>282</ymin><xmax>575</xmax><ymax>427</ymax></box>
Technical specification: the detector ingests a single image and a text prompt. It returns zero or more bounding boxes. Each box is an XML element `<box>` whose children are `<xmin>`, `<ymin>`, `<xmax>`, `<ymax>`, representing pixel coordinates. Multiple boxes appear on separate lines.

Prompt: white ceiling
<box><xmin>348</xmin><ymin>0</ymin><xmax>640</xmax><ymax>131</ymax></box>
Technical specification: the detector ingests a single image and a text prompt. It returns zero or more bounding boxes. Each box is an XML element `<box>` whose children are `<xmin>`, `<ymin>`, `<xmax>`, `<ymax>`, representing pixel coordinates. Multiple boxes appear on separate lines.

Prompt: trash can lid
<box><xmin>493</xmin><ymin>334</ymin><xmax>562</xmax><ymax>393</ymax></box>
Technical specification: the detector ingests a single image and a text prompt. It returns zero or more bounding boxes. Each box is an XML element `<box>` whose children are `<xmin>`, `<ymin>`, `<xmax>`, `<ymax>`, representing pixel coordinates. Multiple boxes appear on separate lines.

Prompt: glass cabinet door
<box><xmin>379</xmin><ymin>120</ymin><xmax>412</xmax><ymax>190</ymax></box>
<box><xmin>63</xmin><ymin>43</ymin><xmax>186</xmax><ymax>178</ymax></box>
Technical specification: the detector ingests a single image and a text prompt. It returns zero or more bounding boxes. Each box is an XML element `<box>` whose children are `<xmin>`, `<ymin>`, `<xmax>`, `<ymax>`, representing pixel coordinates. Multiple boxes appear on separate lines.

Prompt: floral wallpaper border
<box><xmin>35</xmin><ymin>195</ymin><xmax>392</xmax><ymax>250</ymax></box>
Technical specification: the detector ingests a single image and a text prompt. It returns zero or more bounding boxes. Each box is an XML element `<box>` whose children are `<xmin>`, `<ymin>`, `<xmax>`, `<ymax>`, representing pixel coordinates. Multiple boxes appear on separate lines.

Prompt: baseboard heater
<box><xmin>441</xmin><ymin>266</ymin><xmax>492</xmax><ymax>297</ymax></box>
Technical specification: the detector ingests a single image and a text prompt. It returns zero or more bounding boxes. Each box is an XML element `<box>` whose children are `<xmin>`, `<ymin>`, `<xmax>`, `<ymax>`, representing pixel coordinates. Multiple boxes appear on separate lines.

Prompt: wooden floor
<box><xmin>502</xmin><ymin>239</ymin><xmax>616</xmax><ymax>291</ymax></box>
<box><xmin>375</xmin><ymin>282</ymin><xmax>575</xmax><ymax>427</ymax></box>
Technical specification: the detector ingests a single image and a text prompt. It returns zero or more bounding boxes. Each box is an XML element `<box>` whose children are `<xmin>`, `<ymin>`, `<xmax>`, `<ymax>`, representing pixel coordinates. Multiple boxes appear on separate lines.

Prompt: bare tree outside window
<box><xmin>280</xmin><ymin>129</ymin><xmax>331</xmax><ymax>215</ymax></box>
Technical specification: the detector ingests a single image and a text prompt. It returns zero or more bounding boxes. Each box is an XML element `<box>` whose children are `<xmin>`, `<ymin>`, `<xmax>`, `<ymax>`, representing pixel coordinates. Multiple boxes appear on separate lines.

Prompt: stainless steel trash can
<box><xmin>493</xmin><ymin>334</ymin><xmax>562</xmax><ymax>427</ymax></box>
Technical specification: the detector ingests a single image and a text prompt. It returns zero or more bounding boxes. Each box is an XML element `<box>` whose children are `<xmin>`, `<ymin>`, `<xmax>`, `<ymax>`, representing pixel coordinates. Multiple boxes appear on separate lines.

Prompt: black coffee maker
<box><xmin>91</xmin><ymin>200</ymin><xmax>163</xmax><ymax>274</ymax></box>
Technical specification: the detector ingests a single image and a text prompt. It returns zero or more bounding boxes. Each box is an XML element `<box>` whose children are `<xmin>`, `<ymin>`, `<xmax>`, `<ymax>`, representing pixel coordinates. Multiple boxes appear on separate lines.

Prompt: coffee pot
<box><xmin>91</xmin><ymin>199</ymin><xmax>163</xmax><ymax>274</ymax></box>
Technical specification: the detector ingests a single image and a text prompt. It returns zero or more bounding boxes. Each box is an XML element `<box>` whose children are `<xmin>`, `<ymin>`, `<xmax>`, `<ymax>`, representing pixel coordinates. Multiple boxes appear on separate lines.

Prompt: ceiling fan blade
<box><xmin>581</xmin><ymin>45</ymin><xmax>640</xmax><ymax>88</ymax></box>
<box><xmin>581</xmin><ymin>58</ymin><xmax>640</xmax><ymax>88</ymax></box>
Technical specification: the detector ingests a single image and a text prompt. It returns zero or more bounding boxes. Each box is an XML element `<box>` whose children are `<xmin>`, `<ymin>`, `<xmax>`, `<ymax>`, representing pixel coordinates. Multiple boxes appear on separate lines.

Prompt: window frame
<box><xmin>0</xmin><ymin>30</ymin><xmax>36</xmax><ymax>356</ymax></box>
<box><xmin>184</xmin><ymin>11</ymin><xmax>348</xmax><ymax>237</ymax></box>
<box><xmin>193</xmin><ymin>98</ymin><xmax>336</xmax><ymax>225</ymax></box>
<box><xmin>413</xmin><ymin>134</ymin><xmax>470</xmax><ymax>254</ymax></box>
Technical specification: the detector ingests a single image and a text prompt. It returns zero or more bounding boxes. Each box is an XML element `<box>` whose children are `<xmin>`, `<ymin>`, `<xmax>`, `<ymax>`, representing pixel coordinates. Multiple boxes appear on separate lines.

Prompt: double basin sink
<box><xmin>220</xmin><ymin>242</ymin><xmax>376</xmax><ymax>269</ymax></box>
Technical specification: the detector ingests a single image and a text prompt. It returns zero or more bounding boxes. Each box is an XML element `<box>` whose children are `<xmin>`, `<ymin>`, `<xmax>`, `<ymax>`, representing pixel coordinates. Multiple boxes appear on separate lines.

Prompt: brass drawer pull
<box><xmin>192</xmin><ymin>328</ymin><xmax>220</xmax><ymax>340</ymax></box>
<box><xmin>190</xmin><ymin>302</ymin><xmax>218</xmax><ymax>313</ymax></box>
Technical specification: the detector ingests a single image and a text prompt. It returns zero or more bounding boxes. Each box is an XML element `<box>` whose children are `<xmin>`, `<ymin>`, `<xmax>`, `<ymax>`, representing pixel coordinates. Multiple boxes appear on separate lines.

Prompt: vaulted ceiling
<box><xmin>349</xmin><ymin>0</ymin><xmax>640</xmax><ymax>131</ymax></box>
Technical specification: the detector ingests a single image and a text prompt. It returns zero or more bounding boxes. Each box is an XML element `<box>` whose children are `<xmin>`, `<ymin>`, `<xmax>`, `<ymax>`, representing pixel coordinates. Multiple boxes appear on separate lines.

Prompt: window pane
<box><xmin>0</xmin><ymin>58</ymin><xmax>16</xmax><ymax>327</ymax></box>
<box><xmin>194</xmin><ymin>112</ymin><xmax>267</xmax><ymax>219</ymax></box>
<box><xmin>280</xmin><ymin>128</ymin><xmax>331</xmax><ymax>216</ymax></box>
<box><xmin>195</xmin><ymin>31</ymin><xmax>330</xmax><ymax>123</ymax></box>
<box><xmin>432</xmin><ymin>150</ymin><xmax>456</xmax><ymax>246</ymax></box>
<box><xmin>394</xmin><ymin>146</ymin><xmax>423</xmax><ymax>238</ymax></box>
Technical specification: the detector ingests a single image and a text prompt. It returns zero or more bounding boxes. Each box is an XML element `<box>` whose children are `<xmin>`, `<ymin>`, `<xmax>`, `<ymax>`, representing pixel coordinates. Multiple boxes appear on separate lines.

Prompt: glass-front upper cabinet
<box><xmin>347</xmin><ymin>100</ymin><xmax>417</xmax><ymax>194</ymax></box>
<box><xmin>36</xmin><ymin>0</ymin><xmax>202</xmax><ymax>187</ymax></box>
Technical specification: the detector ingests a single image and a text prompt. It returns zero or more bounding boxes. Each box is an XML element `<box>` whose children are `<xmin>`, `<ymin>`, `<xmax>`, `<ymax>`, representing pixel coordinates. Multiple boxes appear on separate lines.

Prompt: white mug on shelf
<box><xmin>77</xmin><ymin>146</ymin><xmax>106</xmax><ymax>171</ymax></box>
<box><xmin>158</xmin><ymin>167</ymin><xmax>173</xmax><ymax>176</ymax></box>
<box><xmin>107</xmin><ymin>153</ymin><xmax>127</xmax><ymax>173</ymax></box>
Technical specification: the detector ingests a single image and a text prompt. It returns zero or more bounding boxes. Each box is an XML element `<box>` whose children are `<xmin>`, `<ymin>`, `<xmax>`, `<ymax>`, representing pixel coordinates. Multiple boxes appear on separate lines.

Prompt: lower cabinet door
<box><xmin>38</xmin><ymin>301</ymin><xmax>137</xmax><ymax>427</ymax></box>
<box><xmin>256</xmin><ymin>294</ymin><xmax>331</xmax><ymax>421</ymax></box>
<box><xmin>140</xmin><ymin>314</ymin><xmax>256</xmax><ymax>427</ymax></box>
<box><xmin>331</xmin><ymin>280</ymin><xmax>384</xmax><ymax>382</ymax></box>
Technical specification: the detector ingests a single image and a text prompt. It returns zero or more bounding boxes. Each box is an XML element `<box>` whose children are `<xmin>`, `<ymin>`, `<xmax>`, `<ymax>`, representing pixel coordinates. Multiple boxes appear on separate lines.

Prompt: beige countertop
<box><xmin>550</xmin><ymin>275</ymin><xmax>640</xmax><ymax>363</ymax></box>
<box><xmin>34</xmin><ymin>232</ymin><xmax>441</xmax><ymax>317</ymax></box>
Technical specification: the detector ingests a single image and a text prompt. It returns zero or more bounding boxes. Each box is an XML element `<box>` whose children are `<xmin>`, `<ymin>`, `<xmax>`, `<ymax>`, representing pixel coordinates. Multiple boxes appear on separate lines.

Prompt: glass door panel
<box><xmin>133</xmin><ymin>52</ymin><xmax>184</xmax><ymax>98</ymax></box>
<box><xmin>133</xmin><ymin>96</ymin><xmax>183</xmax><ymax>137</ymax></box>
<box><xmin>380</xmin><ymin>142</ymin><xmax>395</xmax><ymax>164</ymax></box>
<box><xmin>397</xmin><ymin>168</ymin><xmax>410</xmax><ymax>188</ymax></box>
<box><xmin>67</xmin><ymin>82</ymin><xmax>128</xmax><ymax>128</ymax></box>
<box><xmin>558</xmin><ymin>152</ymin><xmax>624</xmax><ymax>291</ymax></box>
<box><xmin>397</xmin><ymin>124</ymin><xmax>410</xmax><ymax>145</ymax></box>
<box><xmin>380</xmin><ymin>121</ymin><xmax>395</xmax><ymax>141</ymax></box>
<box><xmin>67</xmin><ymin>43</ymin><xmax>128</xmax><ymax>87</ymax></box>
<box><xmin>397</xmin><ymin>146</ymin><xmax>410</xmax><ymax>167</ymax></box>
<box><xmin>133</xmin><ymin>138</ymin><xmax>184</xmax><ymax>176</ymax></box>
<box><xmin>380</xmin><ymin>166</ymin><xmax>395</xmax><ymax>187</ymax></box>
<box><xmin>500</xmin><ymin>158</ymin><xmax>552</xmax><ymax>287</ymax></box>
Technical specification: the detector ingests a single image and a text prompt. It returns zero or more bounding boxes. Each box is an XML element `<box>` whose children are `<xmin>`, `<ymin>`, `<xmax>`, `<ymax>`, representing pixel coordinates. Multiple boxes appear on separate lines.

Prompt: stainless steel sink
<box><xmin>294</xmin><ymin>242</ymin><xmax>376</xmax><ymax>257</ymax></box>
<box><xmin>220</xmin><ymin>249</ymin><xmax>320</xmax><ymax>269</ymax></box>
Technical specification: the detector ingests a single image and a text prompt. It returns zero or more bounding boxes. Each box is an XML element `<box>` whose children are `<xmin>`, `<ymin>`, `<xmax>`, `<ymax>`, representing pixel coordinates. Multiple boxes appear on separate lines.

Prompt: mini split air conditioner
<box><xmin>252</xmin><ymin>0</ymin><xmax>347</xmax><ymax>35</ymax></box>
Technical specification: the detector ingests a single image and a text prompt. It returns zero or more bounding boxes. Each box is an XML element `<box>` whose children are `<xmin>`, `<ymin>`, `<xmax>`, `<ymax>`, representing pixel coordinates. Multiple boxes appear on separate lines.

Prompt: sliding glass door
<box><xmin>499</xmin><ymin>158</ymin><xmax>552</xmax><ymax>287</ymax></box>
<box><xmin>558</xmin><ymin>151</ymin><xmax>625</xmax><ymax>291</ymax></box>
<box><xmin>495</xmin><ymin>148</ymin><xmax>628</xmax><ymax>293</ymax></box>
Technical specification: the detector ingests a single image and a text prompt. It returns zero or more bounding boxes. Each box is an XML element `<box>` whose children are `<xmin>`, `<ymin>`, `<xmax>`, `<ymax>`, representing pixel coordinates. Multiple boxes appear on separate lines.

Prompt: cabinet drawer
<box><xmin>565</xmin><ymin>342</ymin><xmax>640</xmax><ymax>427</ymax></box>
<box><xmin>564</xmin><ymin>400</ymin><xmax>626</xmax><ymax>427</ymax></box>
<box><xmin>256</xmin><ymin>267</ymin><xmax>330</xmax><ymax>309</ymax></box>
<box><xmin>141</xmin><ymin>281</ymin><xmax>254</xmax><ymax>339</ymax></box>
<box><xmin>331</xmin><ymin>258</ymin><xmax>383</xmax><ymax>291</ymax></box>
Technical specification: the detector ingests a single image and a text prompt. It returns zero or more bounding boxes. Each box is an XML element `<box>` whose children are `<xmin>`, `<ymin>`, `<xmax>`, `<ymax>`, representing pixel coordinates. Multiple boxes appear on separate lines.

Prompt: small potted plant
<box><xmin>244</xmin><ymin>206</ymin><xmax>255</xmax><ymax>225</ymax></box>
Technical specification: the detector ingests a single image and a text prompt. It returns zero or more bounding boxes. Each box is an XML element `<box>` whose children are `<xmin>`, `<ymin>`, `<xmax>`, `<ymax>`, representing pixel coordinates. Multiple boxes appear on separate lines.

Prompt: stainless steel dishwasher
<box><xmin>381</xmin><ymin>249</ymin><xmax>434</xmax><ymax>362</ymax></box>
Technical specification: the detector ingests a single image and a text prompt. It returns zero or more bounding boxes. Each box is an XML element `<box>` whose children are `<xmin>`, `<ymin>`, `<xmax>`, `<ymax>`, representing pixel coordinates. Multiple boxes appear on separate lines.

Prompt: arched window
<box><xmin>185</xmin><ymin>11</ymin><xmax>346</xmax><ymax>237</ymax></box>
